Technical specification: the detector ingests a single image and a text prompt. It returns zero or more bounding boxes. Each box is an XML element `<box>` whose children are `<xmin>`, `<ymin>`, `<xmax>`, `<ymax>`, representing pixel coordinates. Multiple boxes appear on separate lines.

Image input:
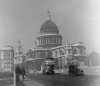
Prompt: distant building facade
<box><xmin>51</xmin><ymin>42</ymin><xmax>86</xmax><ymax>69</ymax></box>
<box><xmin>0</xmin><ymin>46</ymin><xmax>14</xmax><ymax>72</ymax></box>
<box><xmin>14</xmin><ymin>41</ymin><xmax>26</xmax><ymax>66</ymax></box>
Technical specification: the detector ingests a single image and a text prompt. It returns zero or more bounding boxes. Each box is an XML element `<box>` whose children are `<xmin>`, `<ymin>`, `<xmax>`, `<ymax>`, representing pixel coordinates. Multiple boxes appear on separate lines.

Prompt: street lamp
<box><xmin>13</xmin><ymin>55</ymin><xmax>16</xmax><ymax>86</ymax></box>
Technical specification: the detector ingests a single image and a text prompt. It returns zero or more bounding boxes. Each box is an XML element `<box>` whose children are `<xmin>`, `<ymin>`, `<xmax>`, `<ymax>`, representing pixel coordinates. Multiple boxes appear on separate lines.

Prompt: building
<box><xmin>51</xmin><ymin>44</ymin><xmax>72</xmax><ymax>69</ymax></box>
<box><xmin>0</xmin><ymin>46</ymin><xmax>14</xmax><ymax>72</ymax></box>
<box><xmin>25</xmin><ymin>10</ymin><xmax>86</xmax><ymax>72</ymax></box>
<box><xmin>14</xmin><ymin>40</ymin><xmax>26</xmax><ymax>66</ymax></box>
<box><xmin>51</xmin><ymin>42</ymin><xmax>86</xmax><ymax>69</ymax></box>
<box><xmin>26</xmin><ymin>10</ymin><xmax>63</xmax><ymax>72</ymax></box>
<box><xmin>71</xmin><ymin>42</ymin><xmax>86</xmax><ymax>66</ymax></box>
<box><xmin>35</xmin><ymin>9</ymin><xmax>62</xmax><ymax>59</ymax></box>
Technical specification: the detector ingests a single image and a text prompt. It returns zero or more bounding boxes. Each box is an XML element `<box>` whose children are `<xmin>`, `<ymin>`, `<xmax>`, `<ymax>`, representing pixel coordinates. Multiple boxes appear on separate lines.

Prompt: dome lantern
<box><xmin>47</xmin><ymin>8</ymin><xmax>51</xmax><ymax>20</ymax></box>
<box><xmin>40</xmin><ymin>9</ymin><xmax>59</xmax><ymax>34</ymax></box>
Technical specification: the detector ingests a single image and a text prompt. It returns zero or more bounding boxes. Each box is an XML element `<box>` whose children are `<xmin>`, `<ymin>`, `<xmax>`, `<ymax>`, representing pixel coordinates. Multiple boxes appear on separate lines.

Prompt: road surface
<box><xmin>1</xmin><ymin>67</ymin><xmax>100</xmax><ymax>86</ymax></box>
<box><xmin>26</xmin><ymin>73</ymin><xmax>100</xmax><ymax>86</ymax></box>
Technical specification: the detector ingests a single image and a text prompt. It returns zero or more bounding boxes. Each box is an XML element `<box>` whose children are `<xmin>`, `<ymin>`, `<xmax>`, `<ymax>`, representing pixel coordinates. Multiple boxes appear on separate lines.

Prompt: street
<box><xmin>26</xmin><ymin>73</ymin><xmax>100</xmax><ymax>86</ymax></box>
<box><xmin>0</xmin><ymin>73</ymin><xmax>100</xmax><ymax>86</ymax></box>
<box><xmin>0</xmin><ymin>68</ymin><xmax>100</xmax><ymax>86</ymax></box>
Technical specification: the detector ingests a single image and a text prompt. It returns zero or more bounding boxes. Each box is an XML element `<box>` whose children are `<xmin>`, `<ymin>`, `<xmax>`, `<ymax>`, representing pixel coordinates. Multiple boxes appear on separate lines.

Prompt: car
<box><xmin>68</xmin><ymin>65</ymin><xmax>84</xmax><ymax>76</ymax></box>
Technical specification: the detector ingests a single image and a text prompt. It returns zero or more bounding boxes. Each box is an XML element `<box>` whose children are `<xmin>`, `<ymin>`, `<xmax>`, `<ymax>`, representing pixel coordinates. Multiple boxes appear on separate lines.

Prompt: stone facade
<box><xmin>0</xmin><ymin>46</ymin><xmax>14</xmax><ymax>72</ymax></box>
<box><xmin>51</xmin><ymin>42</ymin><xmax>86</xmax><ymax>68</ymax></box>
<box><xmin>25</xmin><ymin>11</ymin><xmax>86</xmax><ymax>72</ymax></box>
<box><xmin>25</xmin><ymin>42</ymin><xmax>86</xmax><ymax>71</ymax></box>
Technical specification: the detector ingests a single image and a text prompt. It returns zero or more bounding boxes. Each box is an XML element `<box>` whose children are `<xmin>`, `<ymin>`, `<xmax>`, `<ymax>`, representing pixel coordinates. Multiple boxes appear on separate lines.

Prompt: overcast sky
<box><xmin>0</xmin><ymin>0</ymin><xmax>100</xmax><ymax>53</ymax></box>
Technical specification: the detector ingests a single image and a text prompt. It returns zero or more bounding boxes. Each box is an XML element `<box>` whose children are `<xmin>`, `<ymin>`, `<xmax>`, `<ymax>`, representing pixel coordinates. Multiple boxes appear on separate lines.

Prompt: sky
<box><xmin>0</xmin><ymin>0</ymin><xmax>100</xmax><ymax>54</ymax></box>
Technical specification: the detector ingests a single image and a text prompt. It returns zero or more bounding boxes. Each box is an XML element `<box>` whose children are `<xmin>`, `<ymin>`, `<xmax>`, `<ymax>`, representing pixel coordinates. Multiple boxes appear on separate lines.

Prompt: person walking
<box><xmin>21</xmin><ymin>67</ymin><xmax>26</xmax><ymax>80</ymax></box>
<box><xmin>15</xmin><ymin>65</ymin><xmax>21</xmax><ymax>82</ymax></box>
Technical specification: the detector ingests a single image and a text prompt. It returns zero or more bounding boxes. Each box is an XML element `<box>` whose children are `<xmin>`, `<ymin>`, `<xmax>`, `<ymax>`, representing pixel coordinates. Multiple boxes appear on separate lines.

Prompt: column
<box><xmin>41</xmin><ymin>38</ymin><xmax>43</xmax><ymax>45</ymax></box>
<box><xmin>58</xmin><ymin>38</ymin><xmax>60</xmax><ymax>44</ymax></box>
<box><xmin>44</xmin><ymin>37</ymin><xmax>46</xmax><ymax>45</ymax></box>
<box><xmin>47</xmin><ymin>37</ymin><xmax>48</xmax><ymax>44</ymax></box>
<box><xmin>42</xmin><ymin>38</ymin><xmax>44</xmax><ymax>45</ymax></box>
<box><xmin>48</xmin><ymin>37</ymin><xmax>50</xmax><ymax>44</ymax></box>
<box><xmin>50</xmin><ymin>37</ymin><xmax>51</xmax><ymax>44</ymax></box>
<box><xmin>46</xmin><ymin>37</ymin><xmax>47</xmax><ymax>44</ymax></box>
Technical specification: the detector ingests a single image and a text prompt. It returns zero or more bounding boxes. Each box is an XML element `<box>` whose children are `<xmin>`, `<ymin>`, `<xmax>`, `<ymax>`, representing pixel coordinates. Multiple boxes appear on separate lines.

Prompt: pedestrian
<box><xmin>21</xmin><ymin>67</ymin><xmax>26</xmax><ymax>80</ymax></box>
<box><xmin>15</xmin><ymin>65</ymin><xmax>21</xmax><ymax>82</ymax></box>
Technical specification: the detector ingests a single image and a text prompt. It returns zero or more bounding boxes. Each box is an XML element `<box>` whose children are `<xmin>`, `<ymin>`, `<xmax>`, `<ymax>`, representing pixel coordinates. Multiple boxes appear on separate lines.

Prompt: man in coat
<box><xmin>15</xmin><ymin>65</ymin><xmax>21</xmax><ymax>82</ymax></box>
<box><xmin>21</xmin><ymin>67</ymin><xmax>26</xmax><ymax>80</ymax></box>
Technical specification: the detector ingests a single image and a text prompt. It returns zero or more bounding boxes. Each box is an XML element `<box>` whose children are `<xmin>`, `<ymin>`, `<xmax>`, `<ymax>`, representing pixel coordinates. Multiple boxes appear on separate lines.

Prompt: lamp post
<box><xmin>13</xmin><ymin>56</ymin><xmax>16</xmax><ymax>86</ymax></box>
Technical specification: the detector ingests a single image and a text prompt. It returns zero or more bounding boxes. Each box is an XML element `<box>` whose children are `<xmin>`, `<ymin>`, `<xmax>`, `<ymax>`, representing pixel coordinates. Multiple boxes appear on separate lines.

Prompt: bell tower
<box><xmin>16</xmin><ymin>40</ymin><xmax>23</xmax><ymax>56</ymax></box>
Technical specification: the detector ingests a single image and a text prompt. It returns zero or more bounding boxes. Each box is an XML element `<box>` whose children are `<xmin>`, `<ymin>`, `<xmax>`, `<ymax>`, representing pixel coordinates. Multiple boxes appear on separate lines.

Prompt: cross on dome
<box><xmin>47</xmin><ymin>8</ymin><xmax>51</xmax><ymax>20</ymax></box>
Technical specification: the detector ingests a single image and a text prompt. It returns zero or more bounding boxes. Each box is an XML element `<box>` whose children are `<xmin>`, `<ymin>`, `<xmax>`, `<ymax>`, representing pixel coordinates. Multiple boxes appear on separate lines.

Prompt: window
<box><xmin>73</xmin><ymin>48</ymin><xmax>78</xmax><ymax>54</ymax></box>
<box><xmin>1</xmin><ymin>52</ymin><xmax>4</xmax><ymax>59</ymax></box>
<box><xmin>40</xmin><ymin>38</ymin><xmax>42</xmax><ymax>45</ymax></box>
<box><xmin>41</xmin><ymin>38</ymin><xmax>43</xmax><ymax>45</ymax></box>
<box><xmin>55</xmin><ymin>38</ymin><xmax>58</xmax><ymax>44</ymax></box>
<box><xmin>37</xmin><ymin>40</ymin><xmax>39</xmax><ymax>46</ymax></box>
<box><xmin>39</xmin><ymin>39</ymin><xmax>41</xmax><ymax>45</ymax></box>
<box><xmin>55</xmin><ymin>51</ymin><xmax>57</xmax><ymax>57</ymax></box>
<box><xmin>48</xmin><ymin>38</ymin><xmax>50</xmax><ymax>44</ymax></box>
<box><xmin>46</xmin><ymin>37</ymin><xmax>47</xmax><ymax>44</ymax></box>
<box><xmin>79</xmin><ymin>48</ymin><xmax>83</xmax><ymax>55</ymax></box>
<box><xmin>58</xmin><ymin>60</ymin><xmax>62</xmax><ymax>66</ymax></box>
<box><xmin>51</xmin><ymin>37</ymin><xmax>55</xmax><ymax>44</ymax></box>
<box><xmin>68</xmin><ymin>49</ymin><xmax>71</xmax><ymax>55</ymax></box>
<box><xmin>60</xmin><ymin>49</ymin><xmax>65</xmax><ymax>55</ymax></box>
<box><xmin>60</xmin><ymin>38</ymin><xmax>62</xmax><ymax>44</ymax></box>
<box><xmin>58</xmin><ymin>38</ymin><xmax>60</xmax><ymax>44</ymax></box>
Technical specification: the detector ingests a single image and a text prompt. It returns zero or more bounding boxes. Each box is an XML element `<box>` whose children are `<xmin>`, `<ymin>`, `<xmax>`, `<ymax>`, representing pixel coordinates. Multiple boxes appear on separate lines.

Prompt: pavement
<box><xmin>0</xmin><ymin>75</ymin><xmax>44</xmax><ymax>86</ymax></box>
<box><xmin>0</xmin><ymin>78</ymin><xmax>13</xmax><ymax>86</ymax></box>
<box><xmin>16</xmin><ymin>75</ymin><xmax>45</xmax><ymax>86</ymax></box>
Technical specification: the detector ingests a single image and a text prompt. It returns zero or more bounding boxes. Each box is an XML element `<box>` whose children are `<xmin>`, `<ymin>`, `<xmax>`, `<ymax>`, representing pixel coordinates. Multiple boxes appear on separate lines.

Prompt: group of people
<box><xmin>15</xmin><ymin>65</ymin><xmax>26</xmax><ymax>82</ymax></box>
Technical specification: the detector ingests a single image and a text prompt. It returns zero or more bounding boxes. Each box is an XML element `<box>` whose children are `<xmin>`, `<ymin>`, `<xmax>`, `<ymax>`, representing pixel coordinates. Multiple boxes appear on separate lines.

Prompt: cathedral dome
<box><xmin>40</xmin><ymin>20</ymin><xmax>59</xmax><ymax>34</ymax></box>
